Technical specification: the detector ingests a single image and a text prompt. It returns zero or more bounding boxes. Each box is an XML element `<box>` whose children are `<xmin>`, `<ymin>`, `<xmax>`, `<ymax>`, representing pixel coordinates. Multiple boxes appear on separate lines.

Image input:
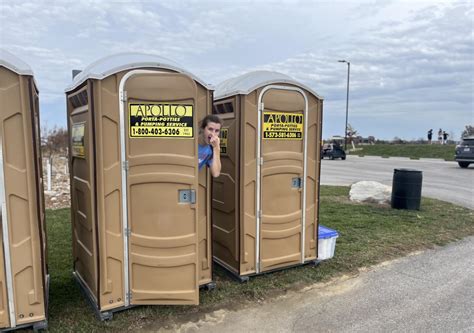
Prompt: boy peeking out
<box><xmin>198</xmin><ymin>115</ymin><xmax>222</xmax><ymax>177</ymax></box>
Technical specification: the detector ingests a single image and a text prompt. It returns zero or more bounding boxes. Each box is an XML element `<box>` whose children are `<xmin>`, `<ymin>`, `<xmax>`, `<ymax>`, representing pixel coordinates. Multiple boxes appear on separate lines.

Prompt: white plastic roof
<box><xmin>214</xmin><ymin>70</ymin><xmax>323</xmax><ymax>100</ymax></box>
<box><xmin>0</xmin><ymin>49</ymin><xmax>34</xmax><ymax>76</ymax></box>
<box><xmin>65</xmin><ymin>52</ymin><xmax>212</xmax><ymax>92</ymax></box>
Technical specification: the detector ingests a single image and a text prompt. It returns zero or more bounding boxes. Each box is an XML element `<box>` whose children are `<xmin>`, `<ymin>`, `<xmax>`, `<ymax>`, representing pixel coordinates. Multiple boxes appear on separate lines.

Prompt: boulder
<box><xmin>349</xmin><ymin>181</ymin><xmax>391</xmax><ymax>204</ymax></box>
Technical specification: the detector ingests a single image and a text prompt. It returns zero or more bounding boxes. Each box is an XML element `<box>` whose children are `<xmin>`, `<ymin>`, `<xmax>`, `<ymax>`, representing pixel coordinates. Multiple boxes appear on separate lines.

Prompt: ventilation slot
<box><xmin>69</xmin><ymin>90</ymin><xmax>89</xmax><ymax>108</ymax></box>
<box><xmin>213</xmin><ymin>102</ymin><xmax>234</xmax><ymax>114</ymax></box>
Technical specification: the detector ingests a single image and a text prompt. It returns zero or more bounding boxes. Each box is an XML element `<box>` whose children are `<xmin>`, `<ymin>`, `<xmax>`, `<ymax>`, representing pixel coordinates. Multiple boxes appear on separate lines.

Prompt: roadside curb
<box><xmin>419</xmin><ymin>158</ymin><xmax>452</xmax><ymax>162</ymax></box>
<box><xmin>348</xmin><ymin>155</ymin><xmax>451</xmax><ymax>162</ymax></box>
<box><xmin>347</xmin><ymin>155</ymin><xmax>383</xmax><ymax>159</ymax></box>
<box><xmin>382</xmin><ymin>156</ymin><xmax>411</xmax><ymax>160</ymax></box>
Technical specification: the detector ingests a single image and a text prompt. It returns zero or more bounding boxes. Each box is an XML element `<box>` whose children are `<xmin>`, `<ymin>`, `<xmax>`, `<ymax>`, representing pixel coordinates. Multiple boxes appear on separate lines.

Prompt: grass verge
<box><xmin>44</xmin><ymin>186</ymin><xmax>473</xmax><ymax>332</ymax></box>
<box><xmin>348</xmin><ymin>144</ymin><xmax>456</xmax><ymax>160</ymax></box>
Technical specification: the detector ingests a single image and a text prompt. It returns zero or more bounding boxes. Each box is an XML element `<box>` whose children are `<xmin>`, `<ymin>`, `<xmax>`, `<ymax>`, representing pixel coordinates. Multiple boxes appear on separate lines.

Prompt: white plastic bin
<box><xmin>318</xmin><ymin>225</ymin><xmax>339</xmax><ymax>260</ymax></box>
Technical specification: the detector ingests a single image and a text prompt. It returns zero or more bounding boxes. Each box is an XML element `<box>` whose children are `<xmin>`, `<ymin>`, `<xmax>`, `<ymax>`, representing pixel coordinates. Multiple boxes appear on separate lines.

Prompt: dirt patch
<box><xmin>137</xmin><ymin>285</ymin><xmax>297</xmax><ymax>332</ymax></box>
<box><xmin>42</xmin><ymin>155</ymin><xmax>70</xmax><ymax>209</ymax></box>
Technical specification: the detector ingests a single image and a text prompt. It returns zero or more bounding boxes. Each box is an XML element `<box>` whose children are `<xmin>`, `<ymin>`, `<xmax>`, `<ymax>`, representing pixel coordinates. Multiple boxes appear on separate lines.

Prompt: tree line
<box><xmin>41</xmin><ymin>125</ymin><xmax>68</xmax><ymax>158</ymax></box>
<box><xmin>40</xmin><ymin>124</ymin><xmax>474</xmax><ymax>157</ymax></box>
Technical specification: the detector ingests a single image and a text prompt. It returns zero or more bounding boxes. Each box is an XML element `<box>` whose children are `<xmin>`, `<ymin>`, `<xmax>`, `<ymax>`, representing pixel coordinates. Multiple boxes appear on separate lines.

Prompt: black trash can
<box><xmin>391</xmin><ymin>169</ymin><xmax>423</xmax><ymax>210</ymax></box>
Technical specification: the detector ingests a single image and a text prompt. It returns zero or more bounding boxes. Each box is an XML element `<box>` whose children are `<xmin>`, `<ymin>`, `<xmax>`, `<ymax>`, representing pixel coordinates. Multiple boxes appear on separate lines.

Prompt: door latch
<box><xmin>291</xmin><ymin>177</ymin><xmax>303</xmax><ymax>189</ymax></box>
<box><xmin>178</xmin><ymin>189</ymin><xmax>196</xmax><ymax>204</ymax></box>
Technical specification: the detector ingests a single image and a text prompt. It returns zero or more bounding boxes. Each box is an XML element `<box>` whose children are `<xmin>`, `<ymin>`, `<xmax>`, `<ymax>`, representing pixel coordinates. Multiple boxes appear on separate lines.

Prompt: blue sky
<box><xmin>1</xmin><ymin>0</ymin><xmax>473</xmax><ymax>140</ymax></box>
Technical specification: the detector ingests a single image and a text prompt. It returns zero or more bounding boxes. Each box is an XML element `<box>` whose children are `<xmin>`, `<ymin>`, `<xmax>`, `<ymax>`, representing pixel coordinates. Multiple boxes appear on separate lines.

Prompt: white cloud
<box><xmin>206</xmin><ymin>1</ymin><xmax>473</xmax><ymax>139</ymax></box>
<box><xmin>1</xmin><ymin>0</ymin><xmax>472</xmax><ymax>140</ymax></box>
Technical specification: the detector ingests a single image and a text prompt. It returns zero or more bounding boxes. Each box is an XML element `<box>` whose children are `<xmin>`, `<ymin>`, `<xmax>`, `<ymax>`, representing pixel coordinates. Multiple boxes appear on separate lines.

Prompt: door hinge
<box><xmin>259</xmin><ymin>157</ymin><xmax>264</xmax><ymax>165</ymax></box>
<box><xmin>124</xmin><ymin>228</ymin><xmax>131</xmax><ymax>237</ymax></box>
<box><xmin>126</xmin><ymin>291</ymin><xmax>132</xmax><ymax>301</ymax></box>
<box><xmin>120</xmin><ymin>90</ymin><xmax>127</xmax><ymax>102</ymax></box>
<box><xmin>122</xmin><ymin>160</ymin><xmax>129</xmax><ymax>172</ymax></box>
<box><xmin>258</xmin><ymin>102</ymin><xmax>264</xmax><ymax>112</ymax></box>
<box><xmin>257</xmin><ymin>210</ymin><xmax>262</xmax><ymax>219</ymax></box>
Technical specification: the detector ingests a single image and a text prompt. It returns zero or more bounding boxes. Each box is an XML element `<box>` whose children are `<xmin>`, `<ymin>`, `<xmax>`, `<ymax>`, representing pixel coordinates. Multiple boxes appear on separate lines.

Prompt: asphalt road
<box><xmin>168</xmin><ymin>237</ymin><xmax>474</xmax><ymax>333</ymax></box>
<box><xmin>321</xmin><ymin>155</ymin><xmax>474</xmax><ymax>209</ymax></box>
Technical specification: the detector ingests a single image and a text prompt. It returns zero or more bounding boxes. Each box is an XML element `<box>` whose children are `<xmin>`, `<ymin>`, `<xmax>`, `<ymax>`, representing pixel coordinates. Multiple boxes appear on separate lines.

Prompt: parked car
<box><xmin>455</xmin><ymin>136</ymin><xmax>474</xmax><ymax>168</ymax></box>
<box><xmin>321</xmin><ymin>143</ymin><xmax>346</xmax><ymax>160</ymax></box>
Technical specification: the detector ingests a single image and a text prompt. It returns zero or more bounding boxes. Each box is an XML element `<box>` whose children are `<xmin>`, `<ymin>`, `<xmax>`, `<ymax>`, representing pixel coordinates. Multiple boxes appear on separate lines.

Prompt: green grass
<box><xmin>348</xmin><ymin>144</ymin><xmax>456</xmax><ymax>160</ymax></box>
<box><xmin>44</xmin><ymin>186</ymin><xmax>474</xmax><ymax>332</ymax></box>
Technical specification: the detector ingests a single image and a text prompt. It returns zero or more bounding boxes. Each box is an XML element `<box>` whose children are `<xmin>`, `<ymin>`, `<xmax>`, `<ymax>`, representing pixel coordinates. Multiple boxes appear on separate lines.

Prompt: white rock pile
<box><xmin>349</xmin><ymin>181</ymin><xmax>392</xmax><ymax>204</ymax></box>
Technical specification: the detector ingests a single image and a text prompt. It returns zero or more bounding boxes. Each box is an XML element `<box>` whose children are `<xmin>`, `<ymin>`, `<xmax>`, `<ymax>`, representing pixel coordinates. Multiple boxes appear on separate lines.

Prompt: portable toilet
<box><xmin>212</xmin><ymin>71</ymin><xmax>323</xmax><ymax>280</ymax></box>
<box><xmin>0</xmin><ymin>50</ymin><xmax>48</xmax><ymax>331</ymax></box>
<box><xmin>64</xmin><ymin>53</ymin><xmax>214</xmax><ymax>319</ymax></box>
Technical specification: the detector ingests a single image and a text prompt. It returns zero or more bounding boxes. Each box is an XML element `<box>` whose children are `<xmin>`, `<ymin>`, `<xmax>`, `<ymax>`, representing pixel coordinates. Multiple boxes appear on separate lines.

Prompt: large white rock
<box><xmin>349</xmin><ymin>181</ymin><xmax>392</xmax><ymax>204</ymax></box>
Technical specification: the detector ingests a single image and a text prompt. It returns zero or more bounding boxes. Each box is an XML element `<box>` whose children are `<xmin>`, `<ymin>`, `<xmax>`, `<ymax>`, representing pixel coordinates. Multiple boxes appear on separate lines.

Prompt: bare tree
<box><xmin>41</xmin><ymin>125</ymin><xmax>68</xmax><ymax>158</ymax></box>
<box><xmin>461</xmin><ymin>125</ymin><xmax>474</xmax><ymax>138</ymax></box>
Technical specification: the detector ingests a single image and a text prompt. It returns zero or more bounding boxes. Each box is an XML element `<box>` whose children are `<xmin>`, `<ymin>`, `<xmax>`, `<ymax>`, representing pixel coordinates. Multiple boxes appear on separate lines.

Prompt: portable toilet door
<box><xmin>212</xmin><ymin>71</ymin><xmax>323</xmax><ymax>279</ymax></box>
<box><xmin>0</xmin><ymin>50</ymin><xmax>48</xmax><ymax>331</ymax></box>
<box><xmin>65</xmin><ymin>53</ymin><xmax>213</xmax><ymax>318</ymax></box>
<box><xmin>121</xmin><ymin>70</ymin><xmax>200</xmax><ymax>306</ymax></box>
<box><xmin>257</xmin><ymin>85</ymin><xmax>309</xmax><ymax>272</ymax></box>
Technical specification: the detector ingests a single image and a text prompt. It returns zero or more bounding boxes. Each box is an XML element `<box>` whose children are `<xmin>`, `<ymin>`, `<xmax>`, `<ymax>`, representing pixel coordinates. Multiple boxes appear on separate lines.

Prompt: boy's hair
<box><xmin>200</xmin><ymin>114</ymin><xmax>223</xmax><ymax>130</ymax></box>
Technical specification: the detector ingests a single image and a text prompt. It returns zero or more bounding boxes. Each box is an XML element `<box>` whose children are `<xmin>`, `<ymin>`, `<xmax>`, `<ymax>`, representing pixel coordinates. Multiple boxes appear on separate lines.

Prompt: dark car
<box><xmin>321</xmin><ymin>143</ymin><xmax>346</xmax><ymax>160</ymax></box>
<box><xmin>455</xmin><ymin>136</ymin><xmax>474</xmax><ymax>168</ymax></box>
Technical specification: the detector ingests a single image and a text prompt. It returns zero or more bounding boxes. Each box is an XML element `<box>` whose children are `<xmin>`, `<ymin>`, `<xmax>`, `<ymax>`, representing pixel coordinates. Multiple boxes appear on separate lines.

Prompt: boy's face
<box><xmin>203</xmin><ymin>121</ymin><xmax>221</xmax><ymax>144</ymax></box>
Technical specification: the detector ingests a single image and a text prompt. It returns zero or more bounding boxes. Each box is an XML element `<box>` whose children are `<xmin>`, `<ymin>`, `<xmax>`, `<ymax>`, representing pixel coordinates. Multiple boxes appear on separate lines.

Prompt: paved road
<box><xmin>321</xmin><ymin>156</ymin><xmax>474</xmax><ymax>209</ymax></box>
<box><xmin>168</xmin><ymin>237</ymin><xmax>474</xmax><ymax>332</ymax></box>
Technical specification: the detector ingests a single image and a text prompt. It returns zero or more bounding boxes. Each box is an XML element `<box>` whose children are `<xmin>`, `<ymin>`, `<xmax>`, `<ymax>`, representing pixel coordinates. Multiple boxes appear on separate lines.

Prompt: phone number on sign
<box><xmin>263</xmin><ymin>131</ymin><xmax>302</xmax><ymax>139</ymax></box>
<box><xmin>130</xmin><ymin>127</ymin><xmax>191</xmax><ymax>137</ymax></box>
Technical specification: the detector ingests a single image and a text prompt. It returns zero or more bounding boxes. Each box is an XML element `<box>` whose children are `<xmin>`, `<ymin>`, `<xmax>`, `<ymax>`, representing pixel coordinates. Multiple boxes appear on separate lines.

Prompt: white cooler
<box><xmin>318</xmin><ymin>225</ymin><xmax>339</xmax><ymax>260</ymax></box>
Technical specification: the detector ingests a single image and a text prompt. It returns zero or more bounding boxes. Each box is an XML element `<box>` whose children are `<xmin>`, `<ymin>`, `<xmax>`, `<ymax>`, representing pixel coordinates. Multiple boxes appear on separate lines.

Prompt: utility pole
<box><xmin>338</xmin><ymin>60</ymin><xmax>350</xmax><ymax>150</ymax></box>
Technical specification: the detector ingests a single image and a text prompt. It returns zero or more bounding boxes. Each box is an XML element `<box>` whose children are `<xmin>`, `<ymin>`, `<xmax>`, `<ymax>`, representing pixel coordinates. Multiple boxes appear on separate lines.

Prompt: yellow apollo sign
<box><xmin>263</xmin><ymin>111</ymin><xmax>303</xmax><ymax>140</ymax></box>
<box><xmin>71</xmin><ymin>122</ymin><xmax>85</xmax><ymax>157</ymax></box>
<box><xmin>129</xmin><ymin>103</ymin><xmax>194</xmax><ymax>138</ymax></box>
<box><xmin>220</xmin><ymin>128</ymin><xmax>228</xmax><ymax>154</ymax></box>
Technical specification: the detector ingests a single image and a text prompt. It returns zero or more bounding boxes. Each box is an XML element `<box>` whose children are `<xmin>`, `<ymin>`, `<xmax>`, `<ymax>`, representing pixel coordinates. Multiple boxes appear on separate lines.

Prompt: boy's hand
<box><xmin>210</xmin><ymin>134</ymin><xmax>220</xmax><ymax>149</ymax></box>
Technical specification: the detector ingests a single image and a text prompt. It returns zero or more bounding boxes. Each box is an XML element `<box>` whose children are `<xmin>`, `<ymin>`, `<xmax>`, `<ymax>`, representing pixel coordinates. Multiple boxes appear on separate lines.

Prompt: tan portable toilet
<box><xmin>64</xmin><ymin>53</ymin><xmax>214</xmax><ymax>319</ymax></box>
<box><xmin>0</xmin><ymin>50</ymin><xmax>48</xmax><ymax>330</ymax></box>
<box><xmin>212</xmin><ymin>71</ymin><xmax>323</xmax><ymax>281</ymax></box>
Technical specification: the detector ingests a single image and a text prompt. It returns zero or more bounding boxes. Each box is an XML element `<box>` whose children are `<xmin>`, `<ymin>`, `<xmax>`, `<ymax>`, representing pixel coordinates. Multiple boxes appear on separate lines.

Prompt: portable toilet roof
<box><xmin>0</xmin><ymin>49</ymin><xmax>34</xmax><ymax>76</ymax></box>
<box><xmin>65</xmin><ymin>52</ymin><xmax>212</xmax><ymax>92</ymax></box>
<box><xmin>214</xmin><ymin>70</ymin><xmax>323</xmax><ymax>100</ymax></box>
